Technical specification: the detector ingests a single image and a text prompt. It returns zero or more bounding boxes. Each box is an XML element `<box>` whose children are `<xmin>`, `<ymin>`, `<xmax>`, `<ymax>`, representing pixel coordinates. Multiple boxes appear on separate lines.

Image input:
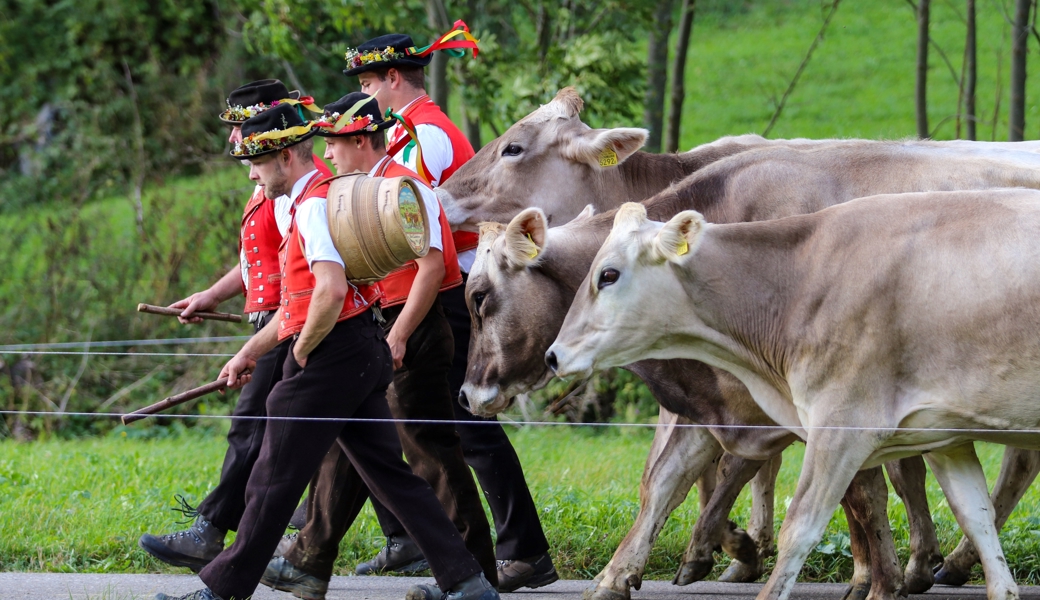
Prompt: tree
<box><xmin>916</xmin><ymin>0</ymin><xmax>930</xmax><ymax>139</ymax></box>
<box><xmin>643</xmin><ymin>0</ymin><xmax>676</xmax><ymax>153</ymax></box>
<box><xmin>665</xmin><ymin>0</ymin><xmax>696</xmax><ymax>153</ymax></box>
<box><xmin>963</xmin><ymin>0</ymin><xmax>977</xmax><ymax>140</ymax></box>
<box><xmin>1010</xmin><ymin>0</ymin><xmax>1031</xmax><ymax>141</ymax></box>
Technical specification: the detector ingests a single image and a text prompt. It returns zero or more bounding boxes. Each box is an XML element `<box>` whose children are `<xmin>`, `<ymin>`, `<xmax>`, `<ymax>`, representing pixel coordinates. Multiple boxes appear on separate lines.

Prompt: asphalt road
<box><xmin>1</xmin><ymin>574</ymin><xmax>1037</xmax><ymax>600</ymax></box>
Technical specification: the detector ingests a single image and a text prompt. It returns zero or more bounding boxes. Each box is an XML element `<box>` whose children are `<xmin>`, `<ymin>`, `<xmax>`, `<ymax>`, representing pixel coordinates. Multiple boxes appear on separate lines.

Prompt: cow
<box><xmin>547</xmin><ymin>190</ymin><xmax>1040</xmax><ymax>600</ymax></box>
<box><xmin>463</xmin><ymin>141</ymin><xmax>1040</xmax><ymax>600</ymax></box>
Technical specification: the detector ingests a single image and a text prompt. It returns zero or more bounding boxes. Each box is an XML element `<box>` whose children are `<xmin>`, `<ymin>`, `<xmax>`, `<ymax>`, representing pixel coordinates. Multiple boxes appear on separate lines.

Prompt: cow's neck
<box><xmin>599</xmin><ymin>151</ymin><xmax>702</xmax><ymax>207</ymax></box>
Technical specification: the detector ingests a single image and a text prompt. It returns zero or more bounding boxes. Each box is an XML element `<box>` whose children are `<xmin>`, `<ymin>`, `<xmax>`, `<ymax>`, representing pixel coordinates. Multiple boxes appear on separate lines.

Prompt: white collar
<box><xmin>368</xmin><ymin>156</ymin><xmax>392</xmax><ymax>177</ymax></box>
<box><xmin>396</xmin><ymin>94</ymin><xmax>427</xmax><ymax>115</ymax></box>
<box><xmin>290</xmin><ymin>169</ymin><xmax>320</xmax><ymax>202</ymax></box>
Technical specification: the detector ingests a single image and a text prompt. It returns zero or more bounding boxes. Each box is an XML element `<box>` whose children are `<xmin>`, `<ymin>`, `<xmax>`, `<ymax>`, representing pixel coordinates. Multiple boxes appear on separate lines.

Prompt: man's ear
<box><xmin>561</xmin><ymin>127</ymin><xmax>648</xmax><ymax>169</ymax></box>
<box><xmin>653</xmin><ymin>210</ymin><xmax>706</xmax><ymax>264</ymax></box>
<box><xmin>502</xmin><ymin>208</ymin><xmax>549</xmax><ymax>270</ymax></box>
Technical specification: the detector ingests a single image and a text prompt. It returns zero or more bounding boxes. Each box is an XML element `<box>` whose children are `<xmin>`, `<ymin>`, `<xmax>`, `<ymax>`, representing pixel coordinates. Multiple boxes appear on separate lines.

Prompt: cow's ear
<box><xmin>570</xmin><ymin>204</ymin><xmax>595</xmax><ymax>224</ymax></box>
<box><xmin>563</xmin><ymin>127</ymin><xmax>648</xmax><ymax>170</ymax></box>
<box><xmin>502</xmin><ymin>208</ymin><xmax>549</xmax><ymax>269</ymax></box>
<box><xmin>653</xmin><ymin>210</ymin><xmax>706</xmax><ymax>263</ymax></box>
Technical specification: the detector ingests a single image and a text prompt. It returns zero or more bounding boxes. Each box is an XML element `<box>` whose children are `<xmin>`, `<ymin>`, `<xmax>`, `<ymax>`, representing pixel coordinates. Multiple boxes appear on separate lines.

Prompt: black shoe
<box><xmin>406</xmin><ymin>573</ymin><xmax>499</xmax><ymax>600</ymax></box>
<box><xmin>496</xmin><ymin>552</ymin><xmax>559</xmax><ymax>592</ymax></box>
<box><xmin>261</xmin><ymin>556</ymin><xmax>329</xmax><ymax>600</ymax></box>
<box><xmin>139</xmin><ymin>515</ymin><xmax>226</xmax><ymax>572</ymax></box>
<box><xmin>356</xmin><ymin>534</ymin><xmax>429</xmax><ymax>575</ymax></box>
<box><xmin>155</xmin><ymin>588</ymin><xmax>223</xmax><ymax>600</ymax></box>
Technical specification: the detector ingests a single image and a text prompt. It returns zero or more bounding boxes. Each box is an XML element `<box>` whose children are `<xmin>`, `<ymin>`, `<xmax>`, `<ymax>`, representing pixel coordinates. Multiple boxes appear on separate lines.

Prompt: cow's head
<box><xmin>547</xmin><ymin>203</ymin><xmax>708</xmax><ymax>379</ymax></box>
<box><xmin>438</xmin><ymin>87</ymin><xmax>647</xmax><ymax>231</ymax></box>
<box><xmin>460</xmin><ymin>205</ymin><xmax>599</xmax><ymax>416</ymax></box>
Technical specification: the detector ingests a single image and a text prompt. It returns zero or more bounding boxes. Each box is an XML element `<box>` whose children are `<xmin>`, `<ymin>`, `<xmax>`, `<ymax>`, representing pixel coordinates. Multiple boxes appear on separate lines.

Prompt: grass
<box><xmin>2</xmin><ymin>428</ymin><xmax>1040</xmax><ymax>584</ymax></box>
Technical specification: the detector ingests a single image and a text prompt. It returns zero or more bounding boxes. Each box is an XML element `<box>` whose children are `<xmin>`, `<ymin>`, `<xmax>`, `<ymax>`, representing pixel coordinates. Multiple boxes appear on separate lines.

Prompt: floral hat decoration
<box><xmin>343</xmin><ymin>20</ymin><xmax>479</xmax><ymax>77</ymax></box>
<box><xmin>313</xmin><ymin>92</ymin><xmax>394</xmax><ymax>137</ymax></box>
<box><xmin>231</xmin><ymin>103</ymin><xmax>318</xmax><ymax>159</ymax></box>
<box><xmin>218</xmin><ymin>79</ymin><xmax>321</xmax><ymax>125</ymax></box>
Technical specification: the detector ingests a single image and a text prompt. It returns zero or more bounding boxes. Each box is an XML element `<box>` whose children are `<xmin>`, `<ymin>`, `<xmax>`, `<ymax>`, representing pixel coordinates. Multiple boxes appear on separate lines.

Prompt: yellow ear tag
<box><xmin>676</xmin><ymin>239</ymin><xmax>689</xmax><ymax>256</ymax></box>
<box><xmin>526</xmin><ymin>232</ymin><xmax>539</xmax><ymax>259</ymax></box>
<box><xmin>598</xmin><ymin>147</ymin><xmax>619</xmax><ymax>168</ymax></box>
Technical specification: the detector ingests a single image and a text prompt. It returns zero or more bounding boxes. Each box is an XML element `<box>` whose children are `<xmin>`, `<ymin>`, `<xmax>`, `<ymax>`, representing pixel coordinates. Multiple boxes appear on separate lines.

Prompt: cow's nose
<box><xmin>458</xmin><ymin>390</ymin><xmax>469</xmax><ymax>410</ymax></box>
<box><xmin>545</xmin><ymin>350</ymin><xmax>559</xmax><ymax>373</ymax></box>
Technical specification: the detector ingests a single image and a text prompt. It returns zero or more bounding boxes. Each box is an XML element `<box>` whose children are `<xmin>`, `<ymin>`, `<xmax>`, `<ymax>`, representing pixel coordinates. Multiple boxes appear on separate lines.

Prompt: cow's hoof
<box><xmin>933</xmin><ymin>563</ymin><xmax>972</xmax><ymax>587</ymax></box>
<box><xmin>904</xmin><ymin>556</ymin><xmax>941</xmax><ymax>594</ymax></box>
<box><xmin>840</xmin><ymin>582</ymin><xmax>870</xmax><ymax>600</ymax></box>
<box><xmin>717</xmin><ymin>559</ymin><xmax>762</xmax><ymax>583</ymax></box>
<box><xmin>673</xmin><ymin>559</ymin><xmax>714</xmax><ymax>586</ymax></box>
<box><xmin>582</xmin><ymin>584</ymin><xmax>630</xmax><ymax>600</ymax></box>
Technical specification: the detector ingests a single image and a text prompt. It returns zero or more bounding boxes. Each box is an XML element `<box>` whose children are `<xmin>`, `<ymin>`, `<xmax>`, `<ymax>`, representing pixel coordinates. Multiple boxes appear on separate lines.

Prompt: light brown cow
<box><xmin>465</xmin><ymin>141</ymin><xmax>1040</xmax><ymax>600</ymax></box>
<box><xmin>549</xmin><ymin>191</ymin><xmax>1040</xmax><ymax>600</ymax></box>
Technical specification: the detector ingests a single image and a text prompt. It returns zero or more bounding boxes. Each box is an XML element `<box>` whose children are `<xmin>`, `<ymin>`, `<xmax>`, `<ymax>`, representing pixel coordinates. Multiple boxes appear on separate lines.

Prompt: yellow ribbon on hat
<box><xmin>250</xmin><ymin>123</ymin><xmax>316</xmax><ymax>142</ymax></box>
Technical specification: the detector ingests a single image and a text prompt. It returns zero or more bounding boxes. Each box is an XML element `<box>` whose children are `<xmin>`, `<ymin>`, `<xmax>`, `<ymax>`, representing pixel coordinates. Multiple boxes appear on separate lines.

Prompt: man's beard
<box><xmin>263</xmin><ymin>164</ymin><xmax>291</xmax><ymax>199</ymax></box>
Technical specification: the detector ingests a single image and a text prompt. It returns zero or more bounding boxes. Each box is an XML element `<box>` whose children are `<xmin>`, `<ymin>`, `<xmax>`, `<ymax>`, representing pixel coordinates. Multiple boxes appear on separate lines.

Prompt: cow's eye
<box><xmin>502</xmin><ymin>143</ymin><xmax>523</xmax><ymax>157</ymax></box>
<box><xmin>597</xmin><ymin>268</ymin><xmax>620</xmax><ymax>289</ymax></box>
<box><xmin>473</xmin><ymin>291</ymin><xmax>487</xmax><ymax>312</ymax></box>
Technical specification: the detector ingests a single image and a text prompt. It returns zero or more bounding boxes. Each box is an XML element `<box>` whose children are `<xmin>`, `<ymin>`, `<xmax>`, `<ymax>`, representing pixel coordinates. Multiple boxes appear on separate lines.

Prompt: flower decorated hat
<box><xmin>343</xmin><ymin>20</ymin><xmax>479</xmax><ymax>77</ymax></box>
<box><xmin>314</xmin><ymin>92</ymin><xmax>394</xmax><ymax>137</ymax></box>
<box><xmin>232</xmin><ymin>102</ymin><xmax>318</xmax><ymax>159</ymax></box>
<box><xmin>219</xmin><ymin>79</ymin><xmax>319</xmax><ymax>125</ymax></box>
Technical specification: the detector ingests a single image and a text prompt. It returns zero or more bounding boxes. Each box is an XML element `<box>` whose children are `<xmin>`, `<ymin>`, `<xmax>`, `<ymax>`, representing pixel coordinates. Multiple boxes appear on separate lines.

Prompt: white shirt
<box><xmin>370</xmin><ymin>157</ymin><xmax>443</xmax><ymax>253</ymax></box>
<box><xmin>240</xmin><ymin>185</ymin><xmax>293</xmax><ymax>286</ymax></box>
<box><xmin>292</xmin><ymin>170</ymin><xmax>346</xmax><ymax>270</ymax></box>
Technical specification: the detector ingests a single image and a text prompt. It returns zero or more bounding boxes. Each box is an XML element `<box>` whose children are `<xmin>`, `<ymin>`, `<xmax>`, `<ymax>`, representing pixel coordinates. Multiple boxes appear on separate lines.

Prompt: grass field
<box><xmin>2</xmin><ymin>428</ymin><xmax>1040</xmax><ymax>584</ymax></box>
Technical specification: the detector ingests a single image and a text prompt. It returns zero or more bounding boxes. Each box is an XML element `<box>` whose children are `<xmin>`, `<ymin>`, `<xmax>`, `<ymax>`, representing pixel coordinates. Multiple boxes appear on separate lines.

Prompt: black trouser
<box><xmin>196</xmin><ymin>312</ymin><xmax>288</xmax><ymax>533</ymax></box>
<box><xmin>439</xmin><ymin>281</ymin><xmax>550</xmax><ymax>560</ymax></box>
<box><xmin>199</xmin><ymin>314</ymin><xmax>481</xmax><ymax>600</ymax></box>
<box><xmin>285</xmin><ymin>297</ymin><xmax>497</xmax><ymax>583</ymax></box>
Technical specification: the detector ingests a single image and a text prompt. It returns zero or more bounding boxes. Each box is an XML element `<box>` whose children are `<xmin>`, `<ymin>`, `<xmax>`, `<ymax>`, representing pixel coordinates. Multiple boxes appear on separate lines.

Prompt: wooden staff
<box><xmin>122</xmin><ymin>379</ymin><xmax>228</xmax><ymax>425</ymax></box>
<box><xmin>137</xmin><ymin>303</ymin><xmax>243</xmax><ymax>324</ymax></box>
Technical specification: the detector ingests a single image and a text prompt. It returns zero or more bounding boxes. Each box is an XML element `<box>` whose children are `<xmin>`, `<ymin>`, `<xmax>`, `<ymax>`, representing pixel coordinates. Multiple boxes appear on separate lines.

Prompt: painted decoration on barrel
<box><xmin>397</xmin><ymin>184</ymin><xmax>426</xmax><ymax>253</ymax></box>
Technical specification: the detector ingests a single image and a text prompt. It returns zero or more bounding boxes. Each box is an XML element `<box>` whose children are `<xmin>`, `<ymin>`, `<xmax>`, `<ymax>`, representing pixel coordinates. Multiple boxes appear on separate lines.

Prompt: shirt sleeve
<box><xmin>394</xmin><ymin>124</ymin><xmax>454</xmax><ymax>187</ymax></box>
<box><xmin>273</xmin><ymin>193</ymin><xmax>293</xmax><ymax>238</ymax></box>
<box><xmin>418</xmin><ymin>184</ymin><xmax>443</xmax><ymax>252</ymax></box>
<box><xmin>295</xmin><ymin>197</ymin><xmax>345</xmax><ymax>270</ymax></box>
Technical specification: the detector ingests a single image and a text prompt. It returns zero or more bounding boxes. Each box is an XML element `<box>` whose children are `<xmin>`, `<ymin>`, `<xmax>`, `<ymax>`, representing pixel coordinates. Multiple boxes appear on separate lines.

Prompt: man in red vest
<box><xmin>155</xmin><ymin>102</ymin><xmax>498</xmax><ymax>600</ymax></box>
<box><xmin>261</xmin><ymin>93</ymin><xmax>495</xmax><ymax>600</ymax></box>
<box><xmin>138</xmin><ymin>79</ymin><xmax>331</xmax><ymax>572</ymax></box>
<box><xmin>346</xmin><ymin>30</ymin><xmax>557</xmax><ymax>592</ymax></box>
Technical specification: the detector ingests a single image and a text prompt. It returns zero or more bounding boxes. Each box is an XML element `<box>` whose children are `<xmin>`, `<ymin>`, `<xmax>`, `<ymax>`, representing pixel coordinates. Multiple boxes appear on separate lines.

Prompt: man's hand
<box><xmin>220</xmin><ymin>351</ymin><xmax>257</xmax><ymax>389</ymax></box>
<box><xmin>170</xmin><ymin>289</ymin><xmax>220</xmax><ymax>324</ymax></box>
<box><xmin>386</xmin><ymin>326</ymin><xmax>406</xmax><ymax>370</ymax></box>
<box><xmin>293</xmin><ymin>345</ymin><xmax>309</xmax><ymax>368</ymax></box>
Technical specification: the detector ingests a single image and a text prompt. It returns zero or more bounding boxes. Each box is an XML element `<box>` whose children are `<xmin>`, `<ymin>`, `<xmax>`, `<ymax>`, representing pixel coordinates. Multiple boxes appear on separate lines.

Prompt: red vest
<box><xmin>375</xmin><ymin>159</ymin><xmax>464</xmax><ymax>307</ymax></box>
<box><xmin>240</xmin><ymin>156</ymin><xmax>332</xmax><ymax>314</ymax></box>
<box><xmin>277</xmin><ymin>171</ymin><xmax>380</xmax><ymax>340</ymax></box>
<box><xmin>390</xmin><ymin>96</ymin><xmax>480</xmax><ymax>253</ymax></box>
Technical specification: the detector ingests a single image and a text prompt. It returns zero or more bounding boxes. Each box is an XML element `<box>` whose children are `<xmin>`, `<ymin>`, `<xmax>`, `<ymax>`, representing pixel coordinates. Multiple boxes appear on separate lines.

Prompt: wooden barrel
<box><xmin>326</xmin><ymin>174</ymin><xmax>430</xmax><ymax>283</ymax></box>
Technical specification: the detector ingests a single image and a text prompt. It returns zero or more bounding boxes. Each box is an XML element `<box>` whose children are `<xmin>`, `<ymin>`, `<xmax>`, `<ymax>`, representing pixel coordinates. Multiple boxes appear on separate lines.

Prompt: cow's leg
<box><xmin>842</xmin><ymin>466</ymin><xmax>905</xmax><ymax>600</ymax></box>
<box><xmin>840</xmin><ymin>496</ymin><xmax>873</xmax><ymax>600</ymax></box>
<box><xmin>756</xmin><ymin>430</ymin><xmax>875</xmax><ymax>600</ymax></box>
<box><xmin>885</xmin><ymin>456</ymin><xmax>943</xmax><ymax>593</ymax></box>
<box><xmin>720</xmin><ymin>453</ymin><xmax>782</xmax><ymax>583</ymax></box>
<box><xmin>585</xmin><ymin>410</ymin><xmax>721</xmax><ymax>600</ymax></box>
<box><xmin>936</xmin><ymin>447</ymin><xmax>1040</xmax><ymax>586</ymax></box>
<box><xmin>925</xmin><ymin>443</ymin><xmax>1018</xmax><ymax>600</ymax></box>
<box><xmin>673</xmin><ymin>453</ymin><xmax>766</xmax><ymax>585</ymax></box>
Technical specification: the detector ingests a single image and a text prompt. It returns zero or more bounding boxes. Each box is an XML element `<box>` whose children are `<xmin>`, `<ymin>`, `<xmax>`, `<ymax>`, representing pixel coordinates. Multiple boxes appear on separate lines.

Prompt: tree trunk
<box><xmin>965</xmin><ymin>0</ymin><xmax>977</xmax><ymax>140</ymax></box>
<box><xmin>426</xmin><ymin>0</ymin><xmax>450</xmax><ymax>110</ymax></box>
<box><xmin>915</xmin><ymin>0</ymin><xmax>930</xmax><ymax>139</ymax></box>
<box><xmin>665</xmin><ymin>0</ymin><xmax>696</xmax><ymax>153</ymax></box>
<box><xmin>643</xmin><ymin>0</ymin><xmax>675</xmax><ymax>153</ymax></box>
<box><xmin>1010</xmin><ymin>0</ymin><xmax>1031</xmax><ymax>141</ymax></box>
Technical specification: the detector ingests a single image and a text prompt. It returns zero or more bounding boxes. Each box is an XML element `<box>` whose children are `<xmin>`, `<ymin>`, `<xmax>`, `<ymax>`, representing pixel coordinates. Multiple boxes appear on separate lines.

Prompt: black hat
<box><xmin>343</xmin><ymin>34</ymin><xmax>433</xmax><ymax>76</ymax></box>
<box><xmin>314</xmin><ymin>93</ymin><xmax>394</xmax><ymax>137</ymax></box>
<box><xmin>231</xmin><ymin>103</ymin><xmax>317</xmax><ymax>159</ymax></box>
<box><xmin>219</xmin><ymin>79</ymin><xmax>302</xmax><ymax>125</ymax></box>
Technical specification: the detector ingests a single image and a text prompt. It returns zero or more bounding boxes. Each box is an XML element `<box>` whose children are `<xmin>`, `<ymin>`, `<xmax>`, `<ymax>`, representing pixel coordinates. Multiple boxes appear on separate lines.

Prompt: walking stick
<box><xmin>137</xmin><ymin>303</ymin><xmax>243</xmax><ymax>324</ymax></box>
<box><xmin>122</xmin><ymin>379</ymin><xmax>228</xmax><ymax>425</ymax></box>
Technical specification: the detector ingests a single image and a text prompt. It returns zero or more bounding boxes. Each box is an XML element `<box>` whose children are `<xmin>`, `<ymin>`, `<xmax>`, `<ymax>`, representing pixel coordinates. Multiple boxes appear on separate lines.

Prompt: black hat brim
<box><xmin>219</xmin><ymin>90</ymin><xmax>302</xmax><ymax>125</ymax></box>
<box><xmin>343</xmin><ymin>55</ymin><xmax>433</xmax><ymax>77</ymax></box>
<box><xmin>230</xmin><ymin>128</ymin><xmax>318</xmax><ymax>160</ymax></box>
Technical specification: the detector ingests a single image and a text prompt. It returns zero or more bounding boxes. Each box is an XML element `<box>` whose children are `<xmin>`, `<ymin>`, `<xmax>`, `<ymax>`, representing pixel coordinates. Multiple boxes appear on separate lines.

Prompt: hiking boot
<box><xmin>155</xmin><ymin>588</ymin><xmax>223</xmax><ymax>600</ymax></box>
<box><xmin>260</xmin><ymin>556</ymin><xmax>329</xmax><ymax>600</ymax></box>
<box><xmin>274</xmin><ymin>532</ymin><xmax>298</xmax><ymax>558</ymax></box>
<box><xmin>356</xmin><ymin>534</ymin><xmax>429</xmax><ymax>575</ymax></box>
<box><xmin>496</xmin><ymin>552</ymin><xmax>559</xmax><ymax>592</ymax></box>
<box><xmin>406</xmin><ymin>572</ymin><xmax>499</xmax><ymax>600</ymax></box>
<box><xmin>139</xmin><ymin>515</ymin><xmax>226</xmax><ymax>572</ymax></box>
